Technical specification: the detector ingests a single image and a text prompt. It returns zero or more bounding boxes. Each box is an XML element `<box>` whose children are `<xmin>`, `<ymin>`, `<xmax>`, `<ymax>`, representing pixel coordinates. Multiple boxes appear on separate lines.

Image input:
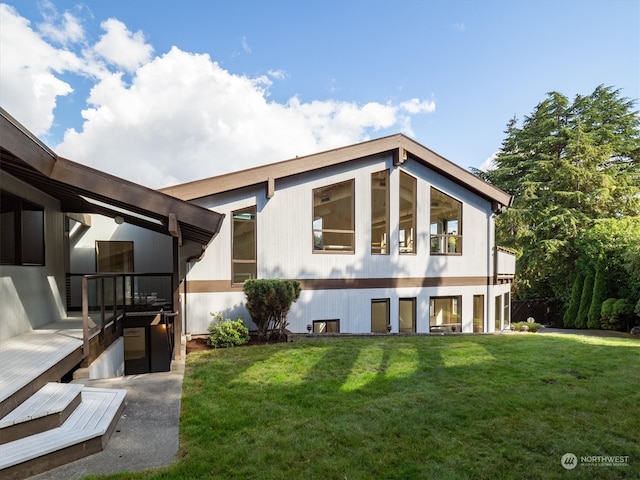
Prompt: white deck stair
<box><xmin>0</xmin><ymin>385</ymin><xmax>126</xmax><ymax>480</ymax></box>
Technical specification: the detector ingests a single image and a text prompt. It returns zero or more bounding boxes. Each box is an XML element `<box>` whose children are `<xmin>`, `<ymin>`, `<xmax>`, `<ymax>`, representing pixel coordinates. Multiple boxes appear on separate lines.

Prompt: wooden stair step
<box><xmin>0</xmin><ymin>387</ymin><xmax>126</xmax><ymax>480</ymax></box>
<box><xmin>0</xmin><ymin>383</ymin><xmax>84</xmax><ymax>445</ymax></box>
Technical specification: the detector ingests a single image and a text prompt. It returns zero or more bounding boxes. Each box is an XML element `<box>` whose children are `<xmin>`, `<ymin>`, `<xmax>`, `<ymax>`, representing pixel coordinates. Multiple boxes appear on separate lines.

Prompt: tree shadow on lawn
<box><xmin>179</xmin><ymin>334</ymin><xmax>639</xmax><ymax>480</ymax></box>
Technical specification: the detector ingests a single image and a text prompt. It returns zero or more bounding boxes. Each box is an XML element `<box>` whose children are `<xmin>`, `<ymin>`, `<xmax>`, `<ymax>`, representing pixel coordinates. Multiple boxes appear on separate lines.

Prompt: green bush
<box><xmin>587</xmin><ymin>259</ymin><xmax>609</xmax><ymax>329</ymax></box>
<box><xmin>510</xmin><ymin>321</ymin><xmax>544</xmax><ymax>333</ymax></box>
<box><xmin>244</xmin><ymin>279</ymin><xmax>301</xmax><ymax>339</ymax></box>
<box><xmin>575</xmin><ymin>270</ymin><xmax>594</xmax><ymax>328</ymax></box>
<box><xmin>207</xmin><ymin>313</ymin><xmax>249</xmax><ymax>348</ymax></box>
<box><xmin>563</xmin><ymin>272</ymin><xmax>584</xmax><ymax>328</ymax></box>
<box><xmin>612</xmin><ymin>298</ymin><xmax>636</xmax><ymax>332</ymax></box>
<box><xmin>600</xmin><ymin>298</ymin><xmax>618</xmax><ymax>328</ymax></box>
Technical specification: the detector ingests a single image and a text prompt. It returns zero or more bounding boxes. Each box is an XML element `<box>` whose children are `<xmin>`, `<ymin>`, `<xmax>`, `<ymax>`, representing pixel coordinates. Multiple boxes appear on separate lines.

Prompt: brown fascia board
<box><xmin>51</xmin><ymin>157</ymin><xmax>225</xmax><ymax>234</ymax></box>
<box><xmin>0</xmin><ymin>107</ymin><xmax>57</xmax><ymax>176</ymax></box>
<box><xmin>160</xmin><ymin>133</ymin><xmax>513</xmax><ymax>208</ymax></box>
<box><xmin>0</xmin><ymin>107</ymin><xmax>224</xmax><ymax>242</ymax></box>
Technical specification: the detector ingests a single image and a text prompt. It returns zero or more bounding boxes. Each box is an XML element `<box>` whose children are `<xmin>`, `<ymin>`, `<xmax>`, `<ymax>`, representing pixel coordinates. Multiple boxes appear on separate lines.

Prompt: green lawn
<box><xmin>96</xmin><ymin>333</ymin><xmax>639</xmax><ymax>480</ymax></box>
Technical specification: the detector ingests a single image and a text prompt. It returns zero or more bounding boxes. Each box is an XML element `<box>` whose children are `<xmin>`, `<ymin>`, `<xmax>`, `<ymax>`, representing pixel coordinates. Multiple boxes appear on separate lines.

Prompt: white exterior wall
<box><xmin>68</xmin><ymin>215</ymin><xmax>174</xmax><ymax>308</ymax></box>
<box><xmin>0</xmin><ymin>172</ymin><xmax>67</xmax><ymax>341</ymax></box>
<box><xmin>185</xmin><ymin>154</ymin><xmax>511</xmax><ymax>334</ymax></box>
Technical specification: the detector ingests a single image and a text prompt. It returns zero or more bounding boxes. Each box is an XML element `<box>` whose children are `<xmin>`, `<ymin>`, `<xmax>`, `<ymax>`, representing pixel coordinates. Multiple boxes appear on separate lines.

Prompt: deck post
<box><xmin>81</xmin><ymin>276</ymin><xmax>89</xmax><ymax>358</ymax></box>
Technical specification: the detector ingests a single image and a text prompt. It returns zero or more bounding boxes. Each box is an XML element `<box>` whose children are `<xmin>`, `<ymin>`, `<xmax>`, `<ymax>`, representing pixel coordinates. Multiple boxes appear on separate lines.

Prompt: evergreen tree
<box><xmin>478</xmin><ymin>86</ymin><xmax>640</xmax><ymax>304</ymax></box>
<box><xmin>575</xmin><ymin>271</ymin><xmax>595</xmax><ymax>329</ymax></box>
<box><xmin>587</xmin><ymin>259</ymin><xmax>609</xmax><ymax>328</ymax></box>
<box><xmin>563</xmin><ymin>271</ymin><xmax>584</xmax><ymax>328</ymax></box>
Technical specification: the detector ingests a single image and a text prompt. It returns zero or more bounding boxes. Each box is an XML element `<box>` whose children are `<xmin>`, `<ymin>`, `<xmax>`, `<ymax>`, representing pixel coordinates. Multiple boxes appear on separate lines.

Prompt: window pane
<box><xmin>232</xmin><ymin>208</ymin><xmax>256</xmax><ymax>261</ymax></box>
<box><xmin>371</xmin><ymin>170</ymin><xmax>389</xmax><ymax>254</ymax></box>
<box><xmin>313</xmin><ymin>179</ymin><xmax>354</xmax><ymax>252</ymax></box>
<box><xmin>473</xmin><ymin>295</ymin><xmax>484</xmax><ymax>332</ymax></box>
<box><xmin>0</xmin><ymin>193</ymin><xmax>17</xmax><ymax>264</ymax></box>
<box><xmin>399</xmin><ymin>172</ymin><xmax>416</xmax><ymax>254</ymax></box>
<box><xmin>430</xmin><ymin>188</ymin><xmax>462</xmax><ymax>254</ymax></box>
<box><xmin>429</xmin><ymin>296</ymin><xmax>461</xmax><ymax>332</ymax></box>
<box><xmin>399</xmin><ymin>298</ymin><xmax>416</xmax><ymax>333</ymax></box>
<box><xmin>232</xmin><ymin>206</ymin><xmax>257</xmax><ymax>283</ymax></box>
<box><xmin>495</xmin><ymin>295</ymin><xmax>502</xmax><ymax>331</ymax></box>
<box><xmin>21</xmin><ymin>205</ymin><xmax>45</xmax><ymax>265</ymax></box>
<box><xmin>97</xmin><ymin>241</ymin><xmax>134</xmax><ymax>273</ymax></box>
<box><xmin>313</xmin><ymin>320</ymin><xmax>339</xmax><ymax>333</ymax></box>
<box><xmin>503</xmin><ymin>292</ymin><xmax>510</xmax><ymax>326</ymax></box>
<box><xmin>371</xmin><ymin>299</ymin><xmax>389</xmax><ymax>333</ymax></box>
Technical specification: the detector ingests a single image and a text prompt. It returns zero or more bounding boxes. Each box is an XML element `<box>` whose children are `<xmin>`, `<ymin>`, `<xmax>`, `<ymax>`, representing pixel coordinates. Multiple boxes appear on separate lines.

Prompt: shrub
<box><xmin>563</xmin><ymin>272</ymin><xmax>584</xmax><ymax>328</ymax></box>
<box><xmin>207</xmin><ymin>313</ymin><xmax>249</xmax><ymax>348</ymax></box>
<box><xmin>612</xmin><ymin>298</ymin><xmax>636</xmax><ymax>332</ymax></box>
<box><xmin>599</xmin><ymin>298</ymin><xmax>618</xmax><ymax>328</ymax></box>
<box><xmin>244</xmin><ymin>279</ymin><xmax>301</xmax><ymax>339</ymax></box>
<box><xmin>575</xmin><ymin>270</ymin><xmax>594</xmax><ymax>328</ymax></box>
<box><xmin>588</xmin><ymin>259</ymin><xmax>609</xmax><ymax>329</ymax></box>
<box><xmin>511</xmin><ymin>321</ymin><xmax>543</xmax><ymax>333</ymax></box>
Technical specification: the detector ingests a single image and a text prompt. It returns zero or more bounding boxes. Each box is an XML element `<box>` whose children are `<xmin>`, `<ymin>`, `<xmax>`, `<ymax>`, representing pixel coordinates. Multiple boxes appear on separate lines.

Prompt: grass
<box><xmin>89</xmin><ymin>333</ymin><xmax>639</xmax><ymax>480</ymax></box>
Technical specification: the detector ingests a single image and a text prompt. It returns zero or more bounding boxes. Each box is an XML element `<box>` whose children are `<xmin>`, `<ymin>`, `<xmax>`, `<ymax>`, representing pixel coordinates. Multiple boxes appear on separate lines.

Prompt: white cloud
<box><xmin>0</xmin><ymin>3</ymin><xmax>84</xmax><ymax>135</ymax></box>
<box><xmin>3</xmin><ymin>4</ymin><xmax>437</xmax><ymax>188</ymax></box>
<box><xmin>478</xmin><ymin>151</ymin><xmax>499</xmax><ymax>171</ymax></box>
<box><xmin>91</xmin><ymin>18</ymin><xmax>153</xmax><ymax>72</ymax></box>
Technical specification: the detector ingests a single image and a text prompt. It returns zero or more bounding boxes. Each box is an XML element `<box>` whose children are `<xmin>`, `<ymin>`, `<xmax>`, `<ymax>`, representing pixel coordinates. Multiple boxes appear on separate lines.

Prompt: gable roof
<box><xmin>0</xmin><ymin>107</ymin><xmax>224</xmax><ymax>246</ymax></box>
<box><xmin>160</xmin><ymin>133</ymin><xmax>513</xmax><ymax>208</ymax></box>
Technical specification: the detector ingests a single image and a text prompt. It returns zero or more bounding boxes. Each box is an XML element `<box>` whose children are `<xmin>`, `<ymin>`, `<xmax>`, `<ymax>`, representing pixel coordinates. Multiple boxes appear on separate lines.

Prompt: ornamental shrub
<box><xmin>563</xmin><ymin>272</ymin><xmax>584</xmax><ymax>328</ymax></box>
<box><xmin>244</xmin><ymin>279</ymin><xmax>301</xmax><ymax>339</ymax></box>
<box><xmin>207</xmin><ymin>313</ymin><xmax>249</xmax><ymax>348</ymax></box>
<box><xmin>510</xmin><ymin>321</ymin><xmax>543</xmax><ymax>333</ymax></box>
<box><xmin>612</xmin><ymin>298</ymin><xmax>636</xmax><ymax>332</ymax></box>
<box><xmin>588</xmin><ymin>259</ymin><xmax>609</xmax><ymax>329</ymax></box>
<box><xmin>600</xmin><ymin>298</ymin><xmax>618</xmax><ymax>329</ymax></box>
<box><xmin>575</xmin><ymin>271</ymin><xmax>594</xmax><ymax>329</ymax></box>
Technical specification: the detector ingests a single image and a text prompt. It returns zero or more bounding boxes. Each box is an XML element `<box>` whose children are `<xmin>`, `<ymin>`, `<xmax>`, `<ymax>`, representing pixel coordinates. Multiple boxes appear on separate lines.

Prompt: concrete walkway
<box><xmin>30</xmin><ymin>353</ymin><xmax>185</xmax><ymax>479</ymax></box>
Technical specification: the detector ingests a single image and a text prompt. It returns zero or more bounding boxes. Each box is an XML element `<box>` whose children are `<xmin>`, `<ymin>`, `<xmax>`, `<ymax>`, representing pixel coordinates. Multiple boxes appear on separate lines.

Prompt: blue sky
<box><xmin>1</xmin><ymin>0</ymin><xmax>638</xmax><ymax>188</ymax></box>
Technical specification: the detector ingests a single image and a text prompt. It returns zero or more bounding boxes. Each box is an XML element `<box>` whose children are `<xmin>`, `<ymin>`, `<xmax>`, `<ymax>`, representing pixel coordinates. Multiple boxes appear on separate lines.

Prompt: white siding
<box><xmin>0</xmin><ymin>172</ymin><xmax>67</xmax><ymax>340</ymax></box>
<box><xmin>183</xmin><ymin>154</ymin><xmax>511</xmax><ymax>335</ymax></box>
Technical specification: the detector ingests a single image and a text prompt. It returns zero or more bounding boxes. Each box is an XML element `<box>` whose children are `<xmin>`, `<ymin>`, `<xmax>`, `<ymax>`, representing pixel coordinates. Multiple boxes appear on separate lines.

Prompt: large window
<box><xmin>503</xmin><ymin>292</ymin><xmax>511</xmax><ymax>327</ymax></box>
<box><xmin>313</xmin><ymin>179</ymin><xmax>355</xmax><ymax>253</ymax></box>
<box><xmin>495</xmin><ymin>295</ymin><xmax>502</xmax><ymax>332</ymax></box>
<box><xmin>371</xmin><ymin>170</ymin><xmax>389</xmax><ymax>254</ymax></box>
<box><xmin>473</xmin><ymin>295</ymin><xmax>485</xmax><ymax>333</ymax></box>
<box><xmin>371</xmin><ymin>298</ymin><xmax>390</xmax><ymax>333</ymax></box>
<box><xmin>1</xmin><ymin>191</ymin><xmax>45</xmax><ymax>266</ymax></box>
<box><xmin>399</xmin><ymin>171</ymin><xmax>416</xmax><ymax>254</ymax></box>
<box><xmin>399</xmin><ymin>298</ymin><xmax>416</xmax><ymax>333</ymax></box>
<box><xmin>232</xmin><ymin>206</ymin><xmax>257</xmax><ymax>284</ymax></box>
<box><xmin>430</xmin><ymin>188</ymin><xmax>462</xmax><ymax>255</ymax></box>
<box><xmin>429</xmin><ymin>296</ymin><xmax>461</xmax><ymax>332</ymax></box>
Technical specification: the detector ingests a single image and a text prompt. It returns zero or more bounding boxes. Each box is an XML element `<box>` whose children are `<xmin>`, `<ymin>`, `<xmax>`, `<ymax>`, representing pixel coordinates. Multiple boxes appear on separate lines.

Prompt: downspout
<box><xmin>184</xmin><ymin>254</ymin><xmax>202</xmax><ymax>338</ymax></box>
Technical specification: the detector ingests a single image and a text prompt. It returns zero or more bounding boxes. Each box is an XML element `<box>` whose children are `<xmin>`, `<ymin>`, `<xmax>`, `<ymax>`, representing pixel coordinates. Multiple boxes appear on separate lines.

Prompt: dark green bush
<box><xmin>588</xmin><ymin>259</ymin><xmax>609</xmax><ymax>329</ymax></box>
<box><xmin>600</xmin><ymin>298</ymin><xmax>618</xmax><ymax>328</ymax></box>
<box><xmin>563</xmin><ymin>272</ymin><xmax>584</xmax><ymax>328</ymax></box>
<box><xmin>575</xmin><ymin>271</ymin><xmax>594</xmax><ymax>328</ymax></box>
<box><xmin>207</xmin><ymin>313</ymin><xmax>249</xmax><ymax>348</ymax></box>
<box><xmin>244</xmin><ymin>279</ymin><xmax>301</xmax><ymax>339</ymax></box>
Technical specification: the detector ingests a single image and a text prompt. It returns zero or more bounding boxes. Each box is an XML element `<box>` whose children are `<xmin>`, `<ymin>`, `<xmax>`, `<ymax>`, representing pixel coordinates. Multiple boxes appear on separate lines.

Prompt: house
<box><xmin>161</xmin><ymin>134</ymin><xmax>516</xmax><ymax>336</ymax></box>
<box><xmin>0</xmin><ymin>107</ymin><xmax>223</xmax><ymax>478</ymax></box>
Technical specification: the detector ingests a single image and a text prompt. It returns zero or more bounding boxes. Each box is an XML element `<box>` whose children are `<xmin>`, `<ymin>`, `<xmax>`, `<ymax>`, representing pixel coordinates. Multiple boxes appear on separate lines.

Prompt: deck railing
<box><xmin>79</xmin><ymin>273</ymin><xmax>173</xmax><ymax>358</ymax></box>
<box><xmin>495</xmin><ymin>247</ymin><xmax>517</xmax><ymax>281</ymax></box>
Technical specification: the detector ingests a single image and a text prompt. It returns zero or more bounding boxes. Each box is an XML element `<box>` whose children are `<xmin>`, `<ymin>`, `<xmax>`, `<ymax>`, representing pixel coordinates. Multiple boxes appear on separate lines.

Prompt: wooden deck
<box><xmin>0</xmin><ymin>329</ymin><xmax>84</xmax><ymax>419</ymax></box>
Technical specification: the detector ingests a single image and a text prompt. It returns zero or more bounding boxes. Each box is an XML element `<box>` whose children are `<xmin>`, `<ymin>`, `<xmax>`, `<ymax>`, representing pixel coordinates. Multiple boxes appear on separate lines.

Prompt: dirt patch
<box><xmin>186</xmin><ymin>334</ymin><xmax>287</xmax><ymax>354</ymax></box>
